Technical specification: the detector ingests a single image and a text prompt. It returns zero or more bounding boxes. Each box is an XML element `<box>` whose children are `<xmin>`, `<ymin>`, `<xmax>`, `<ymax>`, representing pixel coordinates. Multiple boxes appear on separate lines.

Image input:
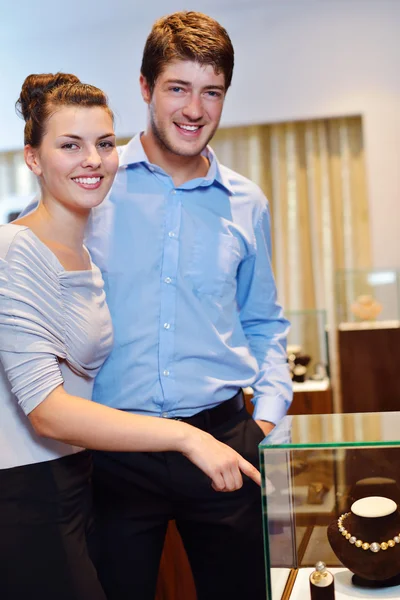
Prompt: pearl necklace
<box><xmin>338</xmin><ymin>512</ymin><xmax>400</xmax><ymax>553</ymax></box>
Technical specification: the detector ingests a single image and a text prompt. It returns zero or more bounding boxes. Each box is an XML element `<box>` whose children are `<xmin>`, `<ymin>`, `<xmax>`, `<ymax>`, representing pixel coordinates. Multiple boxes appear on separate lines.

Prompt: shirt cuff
<box><xmin>251</xmin><ymin>393</ymin><xmax>291</xmax><ymax>425</ymax></box>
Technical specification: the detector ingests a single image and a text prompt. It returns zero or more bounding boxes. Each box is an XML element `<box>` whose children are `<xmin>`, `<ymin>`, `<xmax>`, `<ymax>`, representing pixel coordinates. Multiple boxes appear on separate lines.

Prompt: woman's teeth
<box><xmin>73</xmin><ymin>177</ymin><xmax>101</xmax><ymax>185</ymax></box>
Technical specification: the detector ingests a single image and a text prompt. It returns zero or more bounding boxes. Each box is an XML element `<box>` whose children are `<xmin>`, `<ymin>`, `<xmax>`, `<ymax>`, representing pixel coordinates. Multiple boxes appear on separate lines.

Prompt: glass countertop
<box><xmin>260</xmin><ymin>411</ymin><xmax>400</xmax><ymax>449</ymax></box>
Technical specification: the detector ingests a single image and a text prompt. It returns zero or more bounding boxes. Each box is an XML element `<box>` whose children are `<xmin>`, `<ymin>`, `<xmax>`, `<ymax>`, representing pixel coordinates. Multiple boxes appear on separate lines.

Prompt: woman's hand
<box><xmin>181</xmin><ymin>426</ymin><xmax>261</xmax><ymax>492</ymax></box>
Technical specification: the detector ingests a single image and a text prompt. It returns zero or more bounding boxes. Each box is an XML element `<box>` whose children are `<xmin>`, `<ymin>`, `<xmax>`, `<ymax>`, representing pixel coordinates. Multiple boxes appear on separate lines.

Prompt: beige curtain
<box><xmin>0</xmin><ymin>151</ymin><xmax>37</xmax><ymax>198</ymax></box>
<box><xmin>212</xmin><ymin>117</ymin><xmax>370</xmax><ymax>409</ymax></box>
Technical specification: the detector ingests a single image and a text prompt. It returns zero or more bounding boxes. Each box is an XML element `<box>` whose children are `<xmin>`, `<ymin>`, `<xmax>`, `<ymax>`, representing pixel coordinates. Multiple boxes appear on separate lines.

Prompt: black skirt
<box><xmin>0</xmin><ymin>450</ymin><xmax>106</xmax><ymax>600</ymax></box>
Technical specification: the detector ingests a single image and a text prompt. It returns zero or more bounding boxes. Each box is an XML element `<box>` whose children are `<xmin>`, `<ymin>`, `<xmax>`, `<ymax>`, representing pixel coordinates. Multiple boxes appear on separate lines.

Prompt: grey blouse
<box><xmin>0</xmin><ymin>224</ymin><xmax>113</xmax><ymax>469</ymax></box>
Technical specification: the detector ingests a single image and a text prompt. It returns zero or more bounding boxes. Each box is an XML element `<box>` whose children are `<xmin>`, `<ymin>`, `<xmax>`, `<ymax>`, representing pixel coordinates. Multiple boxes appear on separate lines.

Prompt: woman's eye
<box><xmin>98</xmin><ymin>141</ymin><xmax>115</xmax><ymax>149</ymax></box>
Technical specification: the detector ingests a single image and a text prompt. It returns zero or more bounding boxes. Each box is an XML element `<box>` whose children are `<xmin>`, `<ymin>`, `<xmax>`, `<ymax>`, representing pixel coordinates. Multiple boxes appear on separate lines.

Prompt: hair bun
<box><xmin>16</xmin><ymin>72</ymin><xmax>81</xmax><ymax>122</ymax></box>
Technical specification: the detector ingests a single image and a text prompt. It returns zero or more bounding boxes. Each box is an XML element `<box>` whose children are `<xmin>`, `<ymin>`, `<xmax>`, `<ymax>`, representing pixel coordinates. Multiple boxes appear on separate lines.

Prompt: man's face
<box><xmin>141</xmin><ymin>60</ymin><xmax>226</xmax><ymax>158</ymax></box>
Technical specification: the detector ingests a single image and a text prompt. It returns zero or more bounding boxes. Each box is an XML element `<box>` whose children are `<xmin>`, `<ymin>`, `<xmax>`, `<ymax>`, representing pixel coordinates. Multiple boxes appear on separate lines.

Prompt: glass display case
<box><xmin>335</xmin><ymin>269</ymin><xmax>400</xmax><ymax>329</ymax></box>
<box><xmin>260</xmin><ymin>411</ymin><xmax>400</xmax><ymax>599</ymax></box>
<box><xmin>285</xmin><ymin>310</ymin><xmax>329</xmax><ymax>392</ymax></box>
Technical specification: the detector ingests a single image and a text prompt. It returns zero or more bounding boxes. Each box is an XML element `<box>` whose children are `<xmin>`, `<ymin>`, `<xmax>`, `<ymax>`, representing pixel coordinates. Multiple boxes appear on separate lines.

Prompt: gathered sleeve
<box><xmin>0</xmin><ymin>233</ymin><xmax>66</xmax><ymax>415</ymax></box>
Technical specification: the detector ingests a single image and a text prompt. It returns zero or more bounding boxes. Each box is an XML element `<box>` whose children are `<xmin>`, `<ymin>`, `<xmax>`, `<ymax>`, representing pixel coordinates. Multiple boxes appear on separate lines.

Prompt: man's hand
<box><xmin>255</xmin><ymin>420</ymin><xmax>275</xmax><ymax>437</ymax></box>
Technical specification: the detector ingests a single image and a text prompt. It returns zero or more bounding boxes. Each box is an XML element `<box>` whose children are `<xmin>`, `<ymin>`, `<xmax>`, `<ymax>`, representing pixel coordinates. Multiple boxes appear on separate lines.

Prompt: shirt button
<box><xmin>168</xmin><ymin>231</ymin><xmax>176</xmax><ymax>238</ymax></box>
<box><xmin>171</xmin><ymin>189</ymin><xmax>177</xmax><ymax>195</ymax></box>
<box><xmin>164</xmin><ymin>277</ymin><xmax>172</xmax><ymax>284</ymax></box>
<box><xmin>161</xmin><ymin>412</ymin><xmax>168</xmax><ymax>418</ymax></box>
<box><xmin>163</xmin><ymin>323</ymin><xmax>171</xmax><ymax>330</ymax></box>
<box><xmin>163</xmin><ymin>369</ymin><xmax>170</xmax><ymax>377</ymax></box>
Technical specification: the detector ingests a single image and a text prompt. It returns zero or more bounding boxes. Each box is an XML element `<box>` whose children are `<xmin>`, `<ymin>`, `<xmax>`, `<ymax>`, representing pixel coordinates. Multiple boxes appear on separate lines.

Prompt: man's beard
<box><xmin>149</xmin><ymin>107</ymin><xmax>218</xmax><ymax>158</ymax></box>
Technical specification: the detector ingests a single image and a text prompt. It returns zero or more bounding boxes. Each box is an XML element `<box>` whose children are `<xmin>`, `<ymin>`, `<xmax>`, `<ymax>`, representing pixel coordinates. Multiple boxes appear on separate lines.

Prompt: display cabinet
<box><xmin>260</xmin><ymin>411</ymin><xmax>400</xmax><ymax>599</ymax></box>
<box><xmin>285</xmin><ymin>309</ymin><xmax>329</xmax><ymax>393</ymax></box>
<box><xmin>335</xmin><ymin>270</ymin><xmax>400</xmax><ymax>413</ymax></box>
<box><xmin>335</xmin><ymin>269</ymin><xmax>400</xmax><ymax>328</ymax></box>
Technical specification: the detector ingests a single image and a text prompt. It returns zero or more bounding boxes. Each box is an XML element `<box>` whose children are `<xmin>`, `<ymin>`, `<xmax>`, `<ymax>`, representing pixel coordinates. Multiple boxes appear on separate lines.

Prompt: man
<box><xmin>87</xmin><ymin>11</ymin><xmax>292</xmax><ymax>600</ymax></box>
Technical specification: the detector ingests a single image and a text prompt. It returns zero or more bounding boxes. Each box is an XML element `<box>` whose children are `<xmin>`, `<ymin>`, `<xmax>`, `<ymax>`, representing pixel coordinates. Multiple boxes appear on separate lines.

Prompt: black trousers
<box><xmin>92</xmin><ymin>406</ymin><xmax>266</xmax><ymax>600</ymax></box>
<box><xmin>0</xmin><ymin>450</ymin><xmax>106</xmax><ymax>600</ymax></box>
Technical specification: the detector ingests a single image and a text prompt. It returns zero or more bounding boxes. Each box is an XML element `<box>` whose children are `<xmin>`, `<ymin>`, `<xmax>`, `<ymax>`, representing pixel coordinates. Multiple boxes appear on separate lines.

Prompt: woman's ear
<box><xmin>24</xmin><ymin>145</ymin><xmax>42</xmax><ymax>176</ymax></box>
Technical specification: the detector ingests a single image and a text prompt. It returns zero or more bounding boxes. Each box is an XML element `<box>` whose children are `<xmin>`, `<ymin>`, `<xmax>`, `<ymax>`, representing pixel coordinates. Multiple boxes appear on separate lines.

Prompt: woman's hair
<box><xmin>141</xmin><ymin>11</ymin><xmax>234</xmax><ymax>94</ymax></box>
<box><xmin>16</xmin><ymin>72</ymin><xmax>113</xmax><ymax>147</ymax></box>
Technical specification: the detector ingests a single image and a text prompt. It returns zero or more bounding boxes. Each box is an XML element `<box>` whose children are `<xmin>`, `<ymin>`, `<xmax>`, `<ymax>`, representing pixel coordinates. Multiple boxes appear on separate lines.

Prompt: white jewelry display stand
<box><xmin>245</xmin><ymin>377</ymin><xmax>331</xmax><ymax>395</ymax></box>
<box><xmin>292</xmin><ymin>377</ymin><xmax>330</xmax><ymax>393</ymax></box>
<box><xmin>352</xmin><ymin>495</ymin><xmax>397</xmax><ymax>518</ymax></box>
<box><xmin>339</xmin><ymin>320</ymin><xmax>400</xmax><ymax>331</ymax></box>
<box><xmin>289</xmin><ymin>568</ymin><xmax>400</xmax><ymax>599</ymax></box>
<box><xmin>270</xmin><ymin>568</ymin><xmax>291</xmax><ymax>599</ymax></box>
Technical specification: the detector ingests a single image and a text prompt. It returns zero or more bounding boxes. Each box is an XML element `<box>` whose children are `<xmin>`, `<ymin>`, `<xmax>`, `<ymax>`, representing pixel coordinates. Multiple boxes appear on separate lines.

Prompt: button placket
<box><xmin>157</xmin><ymin>187</ymin><xmax>182</xmax><ymax>408</ymax></box>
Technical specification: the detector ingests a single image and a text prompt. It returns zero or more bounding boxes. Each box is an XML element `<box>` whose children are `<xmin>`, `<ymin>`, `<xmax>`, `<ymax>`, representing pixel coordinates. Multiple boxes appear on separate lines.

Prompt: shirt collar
<box><xmin>118</xmin><ymin>133</ymin><xmax>148</xmax><ymax>167</ymax></box>
<box><xmin>118</xmin><ymin>133</ymin><xmax>233</xmax><ymax>195</ymax></box>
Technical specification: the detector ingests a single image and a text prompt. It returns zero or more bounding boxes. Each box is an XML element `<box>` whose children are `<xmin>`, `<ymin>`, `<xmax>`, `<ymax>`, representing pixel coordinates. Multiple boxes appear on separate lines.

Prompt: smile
<box><xmin>72</xmin><ymin>176</ymin><xmax>102</xmax><ymax>189</ymax></box>
<box><xmin>72</xmin><ymin>177</ymin><xmax>101</xmax><ymax>184</ymax></box>
<box><xmin>174</xmin><ymin>123</ymin><xmax>203</xmax><ymax>136</ymax></box>
<box><xmin>177</xmin><ymin>124</ymin><xmax>201</xmax><ymax>131</ymax></box>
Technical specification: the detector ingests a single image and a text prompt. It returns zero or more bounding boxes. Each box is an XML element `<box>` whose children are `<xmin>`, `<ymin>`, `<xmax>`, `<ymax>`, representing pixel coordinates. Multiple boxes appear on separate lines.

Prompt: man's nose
<box><xmin>182</xmin><ymin>94</ymin><xmax>204</xmax><ymax>121</ymax></box>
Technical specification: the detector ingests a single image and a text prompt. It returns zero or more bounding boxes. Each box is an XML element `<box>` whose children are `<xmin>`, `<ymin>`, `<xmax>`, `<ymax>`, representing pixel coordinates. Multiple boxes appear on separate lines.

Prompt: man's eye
<box><xmin>170</xmin><ymin>87</ymin><xmax>183</xmax><ymax>93</ymax></box>
<box><xmin>206</xmin><ymin>91</ymin><xmax>222</xmax><ymax>98</ymax></box>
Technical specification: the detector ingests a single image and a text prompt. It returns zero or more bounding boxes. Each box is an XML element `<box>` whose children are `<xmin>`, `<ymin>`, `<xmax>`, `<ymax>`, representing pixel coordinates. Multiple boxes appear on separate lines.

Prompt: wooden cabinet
<box><xmin>155</xmin><ymin>521</ymin><xmax>197</xmax><ymax>600</ymax></box>
<box><xmin>288</xmin><ymin>386</ymin><xmax>332</xmax><ymax>415</ymax></box>
<box><xmin>339</xmin><ymin>326</ymin><xmax>400</xmax><ymax>413</ymax></box>
<box><xmin>245</xmin><ymin>385</ymin><xmax>333</xmax><ymax>417</ymax></box>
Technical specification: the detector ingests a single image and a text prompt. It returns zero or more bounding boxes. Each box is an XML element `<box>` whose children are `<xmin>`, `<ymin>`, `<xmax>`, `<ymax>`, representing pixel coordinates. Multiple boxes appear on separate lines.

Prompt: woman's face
<box><xmin>26</xmin><ymin>105</ymin><xmax>118</xmax><ymax>213</ymax></box>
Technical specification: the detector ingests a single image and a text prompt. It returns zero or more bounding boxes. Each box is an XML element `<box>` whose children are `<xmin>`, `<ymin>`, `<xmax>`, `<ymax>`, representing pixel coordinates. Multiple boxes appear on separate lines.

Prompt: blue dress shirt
<box><xmin>85</xmin><ymin>134</ymin><xmax>292</xmax><ymax>424</ymax></box>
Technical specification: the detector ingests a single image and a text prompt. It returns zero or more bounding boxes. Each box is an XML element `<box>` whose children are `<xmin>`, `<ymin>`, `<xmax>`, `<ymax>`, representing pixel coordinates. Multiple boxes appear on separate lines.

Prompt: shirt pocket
<box><xmin>187</xmin><ymin>231</ymin><xmax>242</xmax><ymax>298</ymax></box>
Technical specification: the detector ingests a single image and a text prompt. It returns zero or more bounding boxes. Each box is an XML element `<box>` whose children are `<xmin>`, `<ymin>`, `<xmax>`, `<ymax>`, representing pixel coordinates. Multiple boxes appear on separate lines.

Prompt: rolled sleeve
<box><xmin>238</xmin><ymin>202</ymin><xmax>292</xmax><ymax>424</ymax></box>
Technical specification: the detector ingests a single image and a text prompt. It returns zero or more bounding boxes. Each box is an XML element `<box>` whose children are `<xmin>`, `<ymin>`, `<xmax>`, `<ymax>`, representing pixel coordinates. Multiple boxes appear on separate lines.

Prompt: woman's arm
<box><xmin>29</xmin><ymin>385</ymin><xmax>261</xmax><ymax>491</ymax></box>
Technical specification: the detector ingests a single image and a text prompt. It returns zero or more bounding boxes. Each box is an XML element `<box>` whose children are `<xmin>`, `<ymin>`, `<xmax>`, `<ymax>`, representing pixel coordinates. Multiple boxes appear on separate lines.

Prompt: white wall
<box><xmin>1</xmin><ymin>0</ymin><xmax>399</xmax><ymax>267</ymax></box>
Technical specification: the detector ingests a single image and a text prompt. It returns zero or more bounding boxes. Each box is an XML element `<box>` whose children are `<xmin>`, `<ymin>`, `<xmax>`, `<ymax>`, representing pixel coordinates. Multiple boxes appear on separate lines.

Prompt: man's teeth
<box><xmin>178</xmin><ymin>124</ymin><xmax>200</xmax><ymax>131</ymax></box>
<box><xmin>73</xmin><ymin>177</ymin><xmax>101</xmax><ymax>185</ymax></box>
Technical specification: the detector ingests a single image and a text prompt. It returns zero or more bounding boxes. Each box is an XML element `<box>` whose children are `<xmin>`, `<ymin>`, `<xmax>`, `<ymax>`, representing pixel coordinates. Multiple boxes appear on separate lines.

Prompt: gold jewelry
<box><xmin>338</xmin><ymin>512</ymin><xmax>400</xmax><ymax>553</ymax></box>
<box><xmin>307</xmin><ymin>482</ymin><xmax>328</xmax><ymax>505</ymax></box>
<box><xmin>311</xmin><ymin>561</ymin><xmax>328</xmax><ymax>583</ymax></box>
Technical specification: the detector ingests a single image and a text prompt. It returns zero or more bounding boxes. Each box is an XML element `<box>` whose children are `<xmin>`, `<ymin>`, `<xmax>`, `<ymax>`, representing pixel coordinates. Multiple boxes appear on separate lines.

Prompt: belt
<box><xmin>174</xmin><ymin>390</ymin><xmax>244</xmax><ymax>431</ymax></box>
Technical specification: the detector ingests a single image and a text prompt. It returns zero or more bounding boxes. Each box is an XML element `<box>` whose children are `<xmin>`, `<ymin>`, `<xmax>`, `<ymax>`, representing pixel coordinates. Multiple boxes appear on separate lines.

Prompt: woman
<box><xmin>0</xmin><ymin>73</ymin><xmax>260</xmax><ymax>599</ymax></box>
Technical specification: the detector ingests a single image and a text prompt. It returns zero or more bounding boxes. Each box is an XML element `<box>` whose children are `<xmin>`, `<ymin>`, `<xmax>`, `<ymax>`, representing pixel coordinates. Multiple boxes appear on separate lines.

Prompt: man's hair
<box><xmin>141</xmin><ymin>11</ymin><xmax>234</xmax><ymax>93</ymax></box>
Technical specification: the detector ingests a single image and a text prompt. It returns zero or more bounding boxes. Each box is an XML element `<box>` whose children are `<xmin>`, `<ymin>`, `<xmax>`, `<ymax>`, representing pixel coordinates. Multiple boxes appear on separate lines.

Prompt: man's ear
<box><xmin>139</xmin><ymin>74</ymin><xmax>152</xmax><ymax>104</ymax></box>
<box><xmin>24</xmin><ymin>145</ymin><xmax>42</xmax><ymax>176</ymax></box>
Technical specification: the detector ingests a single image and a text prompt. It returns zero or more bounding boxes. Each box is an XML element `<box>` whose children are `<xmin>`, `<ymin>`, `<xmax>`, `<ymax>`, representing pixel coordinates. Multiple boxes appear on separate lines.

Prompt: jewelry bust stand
<box><xmin>349</xmin><ymin>477</ymin><xmax>400</xmax><ymax>506</ymax></box>
<box><xmin>327</xmin><ymin>496</ymin><xmax>400</xmax><ymax>587</ymax></box>
<box><xmin>309</xmin><ymin>561</ymin><xmax>335</xmax><ymax>599</ymax></box>
<box><xmin>350</xmin><ymin>294</ymin><xmax>382</xmax><ymax>321</ymax></box>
